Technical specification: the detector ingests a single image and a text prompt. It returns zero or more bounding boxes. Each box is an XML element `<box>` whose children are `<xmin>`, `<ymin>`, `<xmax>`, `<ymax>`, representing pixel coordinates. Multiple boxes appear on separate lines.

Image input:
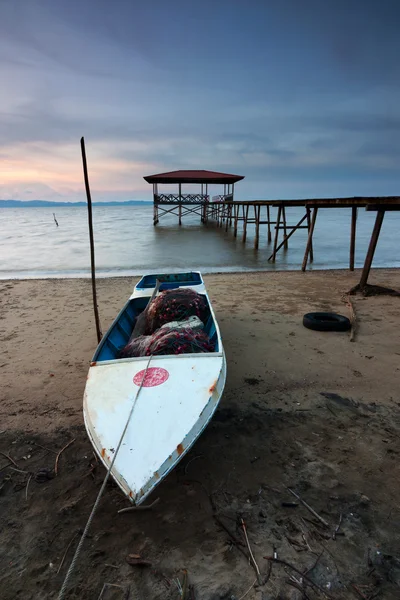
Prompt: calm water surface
<box><xmin>0</xmin><ymin>205</ymin><xmax>399</xmax><ymax>278</ymax></box>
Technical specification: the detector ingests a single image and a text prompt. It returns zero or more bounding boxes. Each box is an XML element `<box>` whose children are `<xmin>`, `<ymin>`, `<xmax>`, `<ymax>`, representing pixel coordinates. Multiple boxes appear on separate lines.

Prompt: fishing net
<box><xmin>118</xmin><ymin>335</ymin><xmax>152</xmax><ymax>359</ymax></box>
<box><xmin>145</xmin><ymin>328</ymin><xmax>214</xmax><ymax>356</ymax></box>
<box><xmin>144</xmin><ymin>289</ymin><xmax>208</xmax><ymax>334</ymax></box>
<box><xmin>118</xmin><ymin>328</ymin><xmax>214</xmax><ymax>358</ymax></box>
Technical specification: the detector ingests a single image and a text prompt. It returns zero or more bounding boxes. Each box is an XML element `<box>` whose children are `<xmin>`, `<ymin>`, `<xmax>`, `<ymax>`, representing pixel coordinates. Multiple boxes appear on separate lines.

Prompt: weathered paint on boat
<box><xmin>83</xmin><ymin>272</ymin><xmax>226</xmax><ymax>505</ymax></box>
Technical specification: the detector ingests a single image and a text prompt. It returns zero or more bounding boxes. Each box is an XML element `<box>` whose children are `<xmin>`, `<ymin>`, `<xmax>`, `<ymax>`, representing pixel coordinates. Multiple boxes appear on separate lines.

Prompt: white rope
<box><xmin>58</xmin><ymin>356</ymin><xmax>152</xmax><ymax>599</ymax></box>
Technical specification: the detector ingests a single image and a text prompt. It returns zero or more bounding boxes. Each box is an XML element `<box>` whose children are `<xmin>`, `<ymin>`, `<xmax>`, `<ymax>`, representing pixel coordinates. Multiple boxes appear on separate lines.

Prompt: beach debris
<box><xmin>54</xmin><ymin>438</ymin><xmax>76</xmax><ymax>476</ymax></box>
<box><xmin>241</xmin><ymin>518</ymin><xmax>262</xmax><ymax>585</ymax></box>
<box><xmin>0</xmin><ymin>451</ymin><xmax>19</xmax><ymax>469</ymax></box>
<box><xmin>287</xmin><ymin>488</ymin><xmax>330</xmax><ymax>528</ymax></box>
<box><xmin>118</xmin><ymin>497</ymin><xmax>160</xmax><ymax>514</ymax></box>
<box><xmin>25</xmin><ymin>473</ymin><xmax>32</xmax><ymax>501</ymax></box>
<box><xmin>35</xmin><ymin>467</ymin><xmax>54</xmax><ymax>483</ymax></box>
<box><xmin>126</xmin><ymin>554</ymin><xmax>152</xmax><ymax>567</ymax></box>
<box><xmin>57</xmin><ymin>532</ymin><xmax>79</xmax><ymax>575</ymax></box>
<box><xmin>332</xmin><ymin>512</ymin><xmax>343</xmax><ymax>540</ymax></box>
<box><xmin>53</xmin><ymin>213</ymin><xmax>59</xmax><ymax>227</ymax></box>
<box><xmin>342</xmin><ymin>293</ymin><xmax>357</xmax><ymax>342</ymax></box>
<box><xmin>263</xmin><ymin>556</ymin><xmax>333</xmax><ymax>598</ymax></box>
<box><xmin>97</xmin><ymin>582</ymin><xmax>125</xmax><ymax>599</ymax></box>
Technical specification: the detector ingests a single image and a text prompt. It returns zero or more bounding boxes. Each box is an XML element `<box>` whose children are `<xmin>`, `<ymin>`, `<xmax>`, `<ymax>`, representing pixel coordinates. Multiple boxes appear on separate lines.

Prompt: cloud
<box><xmin>0</xmin><ymin>0</ymin><xmax>400</xmax><ymax>201</ymax></box>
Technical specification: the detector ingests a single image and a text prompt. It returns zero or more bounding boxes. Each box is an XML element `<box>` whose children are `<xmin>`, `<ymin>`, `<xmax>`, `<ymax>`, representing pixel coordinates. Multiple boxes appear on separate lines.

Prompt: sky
<box><xmin>1</xmin><ymin>0</ymin><xmax>400</xmax><ymax>202</ymax></box>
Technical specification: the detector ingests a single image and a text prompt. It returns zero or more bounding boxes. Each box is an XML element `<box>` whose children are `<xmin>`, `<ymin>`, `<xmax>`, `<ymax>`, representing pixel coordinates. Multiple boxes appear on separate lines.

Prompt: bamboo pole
<box><xmin>80</xmin><ymin>137</ymin><xmax>102</xmax><ymax>344</ymax></box>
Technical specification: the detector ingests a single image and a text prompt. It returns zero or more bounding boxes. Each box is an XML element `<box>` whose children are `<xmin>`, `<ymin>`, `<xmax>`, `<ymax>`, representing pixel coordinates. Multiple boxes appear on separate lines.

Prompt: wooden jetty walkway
<box><xmin>144</xmin><ymin>169</ymin><xmax>400</xmax><ymax>294</ymax></box>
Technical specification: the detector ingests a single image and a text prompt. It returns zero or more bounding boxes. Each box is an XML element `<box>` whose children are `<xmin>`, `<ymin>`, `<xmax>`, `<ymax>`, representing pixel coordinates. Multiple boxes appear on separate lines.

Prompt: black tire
<box><xmin>303</xmin><ymin>312</ymin><xmax>351</xmax><ymax>332</ymax></box>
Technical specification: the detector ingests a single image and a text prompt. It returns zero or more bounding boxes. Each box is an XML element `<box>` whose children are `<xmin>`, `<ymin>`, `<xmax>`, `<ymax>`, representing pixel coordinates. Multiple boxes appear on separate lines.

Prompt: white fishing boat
<box><xmin>83</xmin><ymin>271</ymin><xmax>226</xmax><ymax>506</ymax></box>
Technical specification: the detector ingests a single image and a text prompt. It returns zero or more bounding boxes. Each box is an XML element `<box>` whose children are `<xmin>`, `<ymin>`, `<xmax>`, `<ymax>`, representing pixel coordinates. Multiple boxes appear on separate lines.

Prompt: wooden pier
<box><xmin>144</xmin><ymin>170</ymin><xmax>400</xmax><ymax>294</ymax></box>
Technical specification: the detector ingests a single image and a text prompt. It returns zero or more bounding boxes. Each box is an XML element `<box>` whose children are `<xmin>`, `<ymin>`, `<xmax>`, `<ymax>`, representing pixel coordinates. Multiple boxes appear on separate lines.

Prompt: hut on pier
<box><xmin>143</xmin><ymin>169</ymin><xmax>244</xmax><ymax>225</ymax></box>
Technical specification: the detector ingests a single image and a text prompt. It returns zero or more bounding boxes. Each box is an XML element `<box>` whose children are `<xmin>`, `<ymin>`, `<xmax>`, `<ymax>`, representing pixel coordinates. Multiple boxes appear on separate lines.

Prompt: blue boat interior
<box><xmin>93</xmin><ymin>290</ymin><xmax>218</xmax><ymax>363</ymax></box>
<box><xmin>136</xmin><ymin>272</ymin><xmax>202</xmax><ymax>290</ymax></box>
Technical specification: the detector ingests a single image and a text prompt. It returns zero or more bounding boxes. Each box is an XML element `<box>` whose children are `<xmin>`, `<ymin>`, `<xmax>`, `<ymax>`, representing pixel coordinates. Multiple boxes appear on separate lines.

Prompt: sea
<box><xmin>0</xmin><ymin>205</ymin><xmax>399</xmax><ymax>279</ymax></box>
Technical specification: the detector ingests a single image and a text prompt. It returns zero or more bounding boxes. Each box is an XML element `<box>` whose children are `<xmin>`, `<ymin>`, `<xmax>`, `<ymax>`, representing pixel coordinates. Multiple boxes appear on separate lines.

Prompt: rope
<box><xmin>58</xmin><ymin>356</ymin><xmax>152</xmax><ymax>599</ymax></box>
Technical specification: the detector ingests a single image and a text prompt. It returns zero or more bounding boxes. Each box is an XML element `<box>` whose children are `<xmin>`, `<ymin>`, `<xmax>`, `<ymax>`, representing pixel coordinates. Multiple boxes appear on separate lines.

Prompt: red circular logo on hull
<box><xmin>133</xmin><ymin>367</ymin><xmax>169</xmax><ymax>387</ymax></box>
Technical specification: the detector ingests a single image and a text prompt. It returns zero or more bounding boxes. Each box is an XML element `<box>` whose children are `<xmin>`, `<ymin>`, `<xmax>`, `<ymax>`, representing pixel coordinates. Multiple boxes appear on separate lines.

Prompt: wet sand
<box><xmin>0</xmin><ymin>269</ymin><xmax>399</xmax><ymax>599</ymax></box>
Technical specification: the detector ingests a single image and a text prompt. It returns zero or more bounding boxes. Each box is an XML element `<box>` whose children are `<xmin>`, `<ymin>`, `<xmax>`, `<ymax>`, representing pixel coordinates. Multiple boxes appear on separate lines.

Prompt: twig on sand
<box><xmin>241</xmin><ymin>518</ymin><xmax>262</xmax><ymax>585</ymax></box>
<box><xmin>184</xmin><ymin>454</ymin><xmax>203</xmax><ymax>475</ymax></box>
<box><xmin>237</xmin><ymin>578</ymin><xmax>257</xmax><ymax>600</ymax></box>
<box><xmin>304</xmin><ymin>549</ymin><xmax>324</xmax><ymax>576</ymax></box>
<box><xmin>25</xmin><ymin>474</ymin><xmax>32</xmax><ymax>501</ymax></box>
<box><xmin>351</xmin><ymin>583</ymin><xmax>369</xmax><ymax>600</ymax></box>
<box><xmin>54</xmin><ymin>438</ymin><xmax>76</xmax><ymax>475</ymax></box>
<box><xmin>9</xmin><ymin>466</ymin><xmax>29</xmax><ymax>474</ymax></box>
<box><xmin>181</xmin><ymin>569</ymin><xmax>189</xmax><ymax>600</ymax></box>
<box><xmin>263</xmin><ymin>557</ymin><xmax>333</xmax><ymax>598</ymax></box>
<box><xmin>287</xmin><ymin>577</ymin><xmax>312</xmax><ymax>600</ymax></box>
<box><xmin>33</xmin><ymin>442</ymin><xmax>58</xmax><ymax>455</ymax></box>
<box><xmin>98</xmin><ymin>583</ymin><xmax>124</xmax><ymax>599</ymax></box>
<box><xmin>287</xmin><ymin>488</ymin><xmax>329</xmax><ymax>528</ymax></box>
<box><xmin>332</xmin><ymin>512</ymin><xmax>343</xmax><ymax>540</ymax></box>
<box><xmin>214</xmin><ymin>516</ymin><xmax>246</xmax><ymax>548</ymax></box>
<box><xmin>0</xmin><ymin>452</ymin><xmax>19</xmax><ymax>468</ymax></box>
<box><xmin>118</xmin><ymin>497</ymin><xmax>160</xmax><ymax>514</ymax></box>
<box><xmin>57</xmin><ymin>533</ymin><xmax>78</xmax><ymax>575</ymax></box>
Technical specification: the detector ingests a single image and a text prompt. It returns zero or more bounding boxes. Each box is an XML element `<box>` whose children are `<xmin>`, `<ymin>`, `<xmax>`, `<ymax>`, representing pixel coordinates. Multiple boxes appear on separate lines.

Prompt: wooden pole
<box><xmin>233</xmin><ymin>203</ymin><xmax>239</xmax><ymax>237</ymax></box>
<box><xmin>80</xmin><ymin>137</ymin><xmax>102</xmax><ymax>344</ymax></box>
<box><xmin>179</xmin><ymin>202</ymin><xmax>182</xmax><ymax>226</ymax></box>
<box><xmin>282</xmin><ymin>205</ymin><xmax>288</xmax><ymax>249</ymax></box>
<box><xmin>254</xmin><ymin>205</ymin><xmax>260</xmax><ymax>249</ymax></box>
<box><xmin>268</xmin><ymin>213</ymin><xmax>307</xmax><ymax>261</ymax></box>
<box><xmin>242</xmin><ymin>205</ymin><xmax>249</xmax><ymax>243</ymax></box>
<box><xmin>267</xmin><ymin>205</ymin><xmax>271</xmax><ymax>243</ymax></box>
<box><xmin>306</xmin><ymin>207</ymin><xmax>313</xmax><ymax>262</ymax></box>
<box><xmin>271</xmin><ymin>204</ymin><xmax>282</xmax><ymax>262</ymax></box>
<box><xmin>350</xmin><ymin>206</ymin><xmax>357</xmax><ymax>271</ymax></box>
<box><xmin>302</xmin><ymin>207</ymin><xmax>318</xmax><ymax>271</ymax></box>
<box><xmin>359</xmin><ymin>210</ymin><xmax>385</xmax><ymax>289</ymax></box>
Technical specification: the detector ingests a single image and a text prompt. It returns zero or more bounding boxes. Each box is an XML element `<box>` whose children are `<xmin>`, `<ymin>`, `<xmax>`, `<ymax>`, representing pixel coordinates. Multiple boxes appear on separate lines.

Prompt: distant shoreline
<box><xmin>0</xmin><ymin>200</ymin><xmax>152</xmax><ymax>208</ymax></box>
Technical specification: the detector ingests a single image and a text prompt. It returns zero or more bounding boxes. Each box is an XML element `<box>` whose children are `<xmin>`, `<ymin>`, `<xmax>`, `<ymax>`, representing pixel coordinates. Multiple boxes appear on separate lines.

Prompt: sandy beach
<box><xmin>1</xmin><ymin>269</ymin><xmax>400</xmax><ymax>599</ymax></box>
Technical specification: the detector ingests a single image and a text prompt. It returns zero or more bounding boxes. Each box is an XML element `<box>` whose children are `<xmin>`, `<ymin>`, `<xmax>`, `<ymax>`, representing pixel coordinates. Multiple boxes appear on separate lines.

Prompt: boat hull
<box><xmin>83</xmin><ymin>272</ymin><xmax>225</xmax><ymax>505</ymax></box>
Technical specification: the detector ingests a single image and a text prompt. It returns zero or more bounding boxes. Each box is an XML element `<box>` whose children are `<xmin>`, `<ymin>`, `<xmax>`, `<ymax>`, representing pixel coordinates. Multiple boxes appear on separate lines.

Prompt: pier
<box><xmin>144</xmin><ymin>169</ymin><xmax>400</xmax><ymax>293</ymax></box>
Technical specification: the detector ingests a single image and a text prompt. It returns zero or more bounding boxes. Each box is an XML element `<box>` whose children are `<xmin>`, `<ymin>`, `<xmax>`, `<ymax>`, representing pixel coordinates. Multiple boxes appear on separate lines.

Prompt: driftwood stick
<box><xmin>57</xmin><ymin>533</ymin><xmax>78</xmax><ymax>575</ymax></box>
<box><xmin>263</xmin><ymin>557</ymin><xmax>333</xmax><ymax>598</ymax></box>
<box><xmin>0</xmin><ymin>452</ymin><xmax>19</xmax><ymax>468</ymax></box>
<box><xmin>54</xmin><ymin>438</ymin><xmax>76</xmax><ymax>475</ymax></box>
<box><xmin>25</xmin><ymin>474</ymin><xmax>32</xmax><ymax>501</ymax></box>
<box><xmin>351</xmin><ymin>584</ymin><xmax>369</xmax><ymax>600</ymax></box>
<box><xmin>241</xmin><ymin>518</ymin><xmax>262</xmax><ymax>584</ymax></box>
<box><xmin>342</xmin><ymin>294</ymin><xmax>357</xmax><ymax>342</ymax></box>
<box><xmin>287</xmin><ymin>488</ymin><xmax>329</xmax><ymax>528</ymax></box>
<box><xmin>118</xmin><ymin>497</ymin><xmax>160</xmax><ymax>514</ymax></box>
<box><xmin>237</xmin><ymin>578</ymin><xmax>257</xmax><ymax>600</ymax></box>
